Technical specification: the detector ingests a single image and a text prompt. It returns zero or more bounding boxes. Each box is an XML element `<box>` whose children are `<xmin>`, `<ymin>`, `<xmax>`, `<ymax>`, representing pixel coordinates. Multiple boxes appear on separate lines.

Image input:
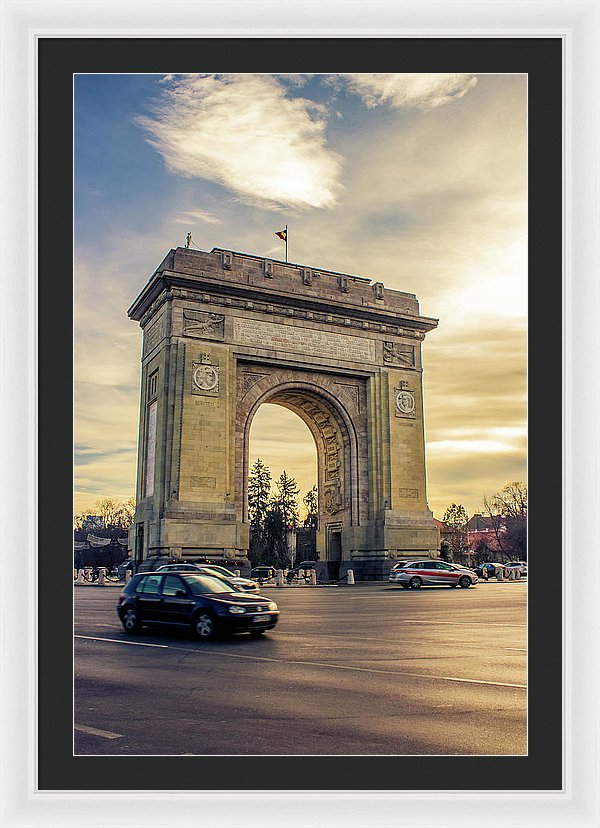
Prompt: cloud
<box><xmin>338</xmin><ymin>73</ymin><xmax>478</xmax><ymax>110</ymax></box>
<box><xmin>138</xmin><ymin>74</ymin><xmax>342</xmax><ymax>210</ymax></box>
<box><xmin>174</xmin><ymin>208</ymin><xmax>222</xmax><ymax>225</ymax></box>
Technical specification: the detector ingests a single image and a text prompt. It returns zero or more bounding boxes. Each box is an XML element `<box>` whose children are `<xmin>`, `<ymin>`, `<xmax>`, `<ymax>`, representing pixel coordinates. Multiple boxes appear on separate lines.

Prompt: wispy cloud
<box><xmin>174</xmin><ymin>208</ymin><xmax>222</xmax><ymax>225</ymax></box>
<box><xmin>138</xmin><ymin>74</ymin><xmax>342</xmax><ymax>210</ymax></box>
<box><xmin>337</xmin><ymin>73</ymin><xmax>478</xmax><ymax>110</ymax></box>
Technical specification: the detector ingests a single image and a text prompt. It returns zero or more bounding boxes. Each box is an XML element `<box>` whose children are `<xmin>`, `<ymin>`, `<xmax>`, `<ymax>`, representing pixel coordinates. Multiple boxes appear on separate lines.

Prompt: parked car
<box><xmin>156</xmin><ymin>563</ymin><xmax>205</xmax><ymax>573</ymax></box>
<box><xmin>389</xmin><ymin>561</ymin><xmax>409</xmax><ymax>574</ymax></box>
<box><xmin>117</xmin><ymin>572</ymin><xmax>279</xmax><ymax>640</ymax></box>
<box><xmin>286</xmin><ymin>560</ymin><xmax>318</xmax><ymax>584</ymax></box>
<box><xmin>117</xmin><ymin>558</ymin><xmax>135</xmax><ymax>579</ymax></box>
<box><xmin>197</xmin><ymin>564</ymin><xmax>260</xmax><ymax>593</ymax></box>
<box><xmin>389</xmin><ymin>560</ymin><xmax>478</xmax><ymax>589</ymax></box>
<box><xmin>156</xmin><ymin>563</ymin><xmax>260</xmax><ymax>593</ymax></box>
<box><xmin>251</xmin><ymin>566</ymin><xmax>277</xmax><ymax>584</ymax></box>
<box><xmin>475</xmin><ymin>562</ymin><xmax>506</xmax><ymax>578</ymax></box>
<box><xmin>505</xmin><ymin>561</ymin><xmax>527</xmax><ymax>576</ymax></box>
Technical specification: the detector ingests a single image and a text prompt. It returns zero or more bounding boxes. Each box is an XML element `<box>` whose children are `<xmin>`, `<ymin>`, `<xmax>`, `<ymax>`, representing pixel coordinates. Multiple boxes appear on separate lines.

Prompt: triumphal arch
<box><xmin>128</xmin><ymin>246</ymin><xmax>439</xmax><ymax>578</ymax></box>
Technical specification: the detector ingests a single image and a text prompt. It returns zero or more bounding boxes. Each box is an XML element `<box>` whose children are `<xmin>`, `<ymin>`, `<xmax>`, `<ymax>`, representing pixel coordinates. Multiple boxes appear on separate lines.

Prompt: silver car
<box><xmin>200</xmin><ymin>564</ymin><xmax>261</xmax><ymax>593</ymax></box>
<box><xmin>389</xmin><ymin>560</ymin><xmax>478</xmax><ymax>589</ymax></box>
<box><xmin>156</xmin><ymin>563</ymin><xmax>261</xmax><ymax>593</ymax></box>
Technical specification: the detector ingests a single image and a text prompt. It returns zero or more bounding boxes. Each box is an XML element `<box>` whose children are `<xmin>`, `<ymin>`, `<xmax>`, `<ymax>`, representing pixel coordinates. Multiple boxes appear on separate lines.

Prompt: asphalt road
<box><xmin>74</xmin><ymin>581</ymin><xmax>527</xmax><ymax>756</ymax></box>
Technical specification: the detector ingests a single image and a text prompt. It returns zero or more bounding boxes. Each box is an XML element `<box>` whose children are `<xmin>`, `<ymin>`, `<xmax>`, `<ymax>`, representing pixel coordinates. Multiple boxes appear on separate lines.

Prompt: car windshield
<box><xmin>181</xmin><ymin>574</ymin><xmax>235</xmax><ymax>594</ymax></box>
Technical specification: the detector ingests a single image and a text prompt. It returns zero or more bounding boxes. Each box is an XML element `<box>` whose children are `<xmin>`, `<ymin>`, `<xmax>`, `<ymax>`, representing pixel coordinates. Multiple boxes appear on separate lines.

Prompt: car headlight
<box><xmin>228</xmin><ymin>605</ymin><xmax>246</xmax><ymax>614</ymax></box>
<box><xmin>267</xmin><ymin>601</ymin><xmax>278</xmax><ymax>611</ymax></box>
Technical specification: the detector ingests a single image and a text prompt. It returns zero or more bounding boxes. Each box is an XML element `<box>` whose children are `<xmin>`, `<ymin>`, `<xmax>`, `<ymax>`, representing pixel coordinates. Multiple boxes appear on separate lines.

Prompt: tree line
<box><xmin>441</xmin><ymin>481</ymin><xmax>527</xmax><ymax>565</ymax></box>
<box><xmin>74</xmin><ymin>497</ymin><xmax>135</xmax><ymax>531</ymax></box>
<box><xmin>73</xmin><ymin>497</ymin><xmax>135</xmax><ymax>571</ymax></box>
<box><xmin>248</xmin><ymin>458</ymin><xmax>318</xmax><ymax>568</ymax></box>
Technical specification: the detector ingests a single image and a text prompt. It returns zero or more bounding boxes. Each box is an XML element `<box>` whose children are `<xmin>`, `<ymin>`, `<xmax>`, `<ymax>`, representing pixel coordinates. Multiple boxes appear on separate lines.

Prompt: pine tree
<box><xmin>303</xmin><ymin>484</ymin><xmax>319</xmax><ymax>528</ymax></box>
<box><xmin>247</xmin><ymin>458</ymin><xmax>272</xmax><ymax>565</ymax></box>
<box><xmin>248</xmin><ymin>458</ymin><xmax>271</xmax><ymax>534</ymax></box>
<box><xmin>274</xmin><ymin>471</ymin><xmax>300</xmax><ymax>531</ymax></box>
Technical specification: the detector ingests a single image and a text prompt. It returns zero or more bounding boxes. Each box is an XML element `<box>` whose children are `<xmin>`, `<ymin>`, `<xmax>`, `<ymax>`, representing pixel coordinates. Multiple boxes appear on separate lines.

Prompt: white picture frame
<box><xmin>1</xmin><ymin>1</ymin><xmax>598</xmax><ymax>825</ymax></box>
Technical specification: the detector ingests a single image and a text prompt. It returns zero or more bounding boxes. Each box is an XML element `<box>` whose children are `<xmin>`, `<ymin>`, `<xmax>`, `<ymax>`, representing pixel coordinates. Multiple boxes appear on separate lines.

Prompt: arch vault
<box><xmin>128</xmin><ymin>246</ymin><xmax>439</xmax><ymax>578</ymax></box>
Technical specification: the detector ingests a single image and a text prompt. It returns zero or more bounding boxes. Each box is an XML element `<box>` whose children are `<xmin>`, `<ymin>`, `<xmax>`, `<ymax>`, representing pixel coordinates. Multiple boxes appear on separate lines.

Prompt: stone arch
<box><xmin>128</xmin><ymin>245</ymin><xmax>440</xmax><ymax>571</ymax></box>
<box><xmin>236</xmin><ymin>369</ymin><xmax>367</xmax><ymax>533</ymax></box>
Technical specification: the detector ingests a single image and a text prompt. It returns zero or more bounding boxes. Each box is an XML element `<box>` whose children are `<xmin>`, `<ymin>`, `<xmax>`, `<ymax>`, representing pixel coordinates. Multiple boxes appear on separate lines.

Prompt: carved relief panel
<box><xmin>183</xmin><ymin>308</ymin><xmax>225</xmax><ymax>340</ymax></box>
<box><xmin>383</xmin><ymin>341</ymin><xmax>416</xmax><ymax>367</ymax></box>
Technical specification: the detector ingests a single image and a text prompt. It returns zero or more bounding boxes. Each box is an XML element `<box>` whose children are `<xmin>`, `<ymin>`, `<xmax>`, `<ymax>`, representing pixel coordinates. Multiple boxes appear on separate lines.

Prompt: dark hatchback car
<box><xmin>250</xmin><ymin>566</ymin><xmax>277</xmax><ymax>583</ymax></box>
<box><xmin>117</xmin><ymin>572</ymin><xmax>279</xmax><ymax>640</ymax></box>
<box><xmin>285</xmin><ymin>560</ymin><xmax>318</xmax><ymax>584</ymax></box>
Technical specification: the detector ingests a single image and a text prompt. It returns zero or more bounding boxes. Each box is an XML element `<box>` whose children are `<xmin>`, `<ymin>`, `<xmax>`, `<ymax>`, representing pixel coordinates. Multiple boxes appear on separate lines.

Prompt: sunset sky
<box><xmin>74</xmin><ymin>72</ymin><xmax>527</xmax><ymax>520</ymax></box>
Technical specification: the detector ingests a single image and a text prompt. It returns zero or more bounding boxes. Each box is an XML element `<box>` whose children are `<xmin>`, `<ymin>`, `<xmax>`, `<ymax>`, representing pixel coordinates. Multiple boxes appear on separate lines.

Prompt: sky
<box><xmin>74</xmin><ymin>72</ymin><xmax>527</xmax><ymax>520</ymax></box>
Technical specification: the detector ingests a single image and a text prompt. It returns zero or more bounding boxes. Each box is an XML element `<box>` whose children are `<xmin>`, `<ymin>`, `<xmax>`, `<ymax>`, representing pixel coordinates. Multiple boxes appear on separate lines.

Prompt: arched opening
<box><xmin>248</xmin><ymin>403</ymin><xmax>318</xmax><ymax>520</ymax></box>
<box><xmin>248</xmin><ymin>403</ymin><xmax>319</xmax><ymax>568</ymax></box>
<box><xmin>237</xmin><ymin>374</ymin><xmax>365</xmax><ymax>572</ymax></box>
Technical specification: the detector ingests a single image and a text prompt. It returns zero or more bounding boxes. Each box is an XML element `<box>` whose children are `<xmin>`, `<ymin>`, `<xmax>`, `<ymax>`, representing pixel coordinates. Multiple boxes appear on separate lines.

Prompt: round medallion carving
<box><xmin>395</xmin><ymin>389</ymin><xmax>415</xmax><ymax>415</ymax></box>
<box><xmin>193</xmin><ymin>364</ymin><xmax>219</xmax><ymax>391</ymax></box>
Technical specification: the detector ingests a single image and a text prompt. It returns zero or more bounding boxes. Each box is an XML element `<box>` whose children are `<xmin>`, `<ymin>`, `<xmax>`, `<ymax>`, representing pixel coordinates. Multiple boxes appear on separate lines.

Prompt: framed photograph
<box><xmin>1</xmin><ymin>1</ymin><xmax>598</xmax><ymax>826</ymax></box>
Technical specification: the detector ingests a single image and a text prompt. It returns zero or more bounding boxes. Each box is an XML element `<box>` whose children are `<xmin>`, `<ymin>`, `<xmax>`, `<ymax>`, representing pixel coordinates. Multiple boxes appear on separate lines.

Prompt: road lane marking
<box><xmin>74</xmin><ymin>724</ymin><xmax>124</xmax><ymax>739</ymax></box>
<box><xmin>75</xmin><ymin>635</ymin><xmax>169</xmax><ymax>649</ymax></box>
<box><xmin>505</xmin><ymin>647</ymin><xmax>527</xmax><ymax>651</ymax></box>
<box><xmin>74</xmin><ymin>623</ymin><xmax>117</xmax><ymax>628</ymax></box>
<box><xmin>75</xmin><ymin>635</ymin><xmax>525</xmax><ymax>689</ymax></box>
<box><xmin>401</xmin><ymin>620</ymin><xmax>527</xmax><ymax>627</ymax></box>
<box><xmin>199</xmin><ymin>650</ymin><xmax>527</xmax><ymax>689</ymax></box>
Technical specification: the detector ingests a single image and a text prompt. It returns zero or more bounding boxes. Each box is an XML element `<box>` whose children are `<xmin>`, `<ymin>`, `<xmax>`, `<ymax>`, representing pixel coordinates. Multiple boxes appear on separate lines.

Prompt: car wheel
<box><xmin>193</xmin><ymin>612</ymin><xmax>217</xmax><ymax>640</ymax></box>
<box><xmin>121</xmin><ymin>606</ymin><xmax>140</xmax><ymax>633</ymax></box>
<box><xmin>409</xmin><ymin>577</ymin><xmax>423</xmax><ymax>589</ymax></box>
<box><xmin>459</xmin><ymin>576</ymin><xmax>471</xmax><ymax>588</ymax></box>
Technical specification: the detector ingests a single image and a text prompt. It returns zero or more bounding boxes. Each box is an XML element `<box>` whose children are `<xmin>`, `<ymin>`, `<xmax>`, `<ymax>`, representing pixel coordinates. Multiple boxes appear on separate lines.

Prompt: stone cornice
<box><xmin>130</xmin><ymin>271</ymin><xmax>438</xmax><ymax>339</ymax></box>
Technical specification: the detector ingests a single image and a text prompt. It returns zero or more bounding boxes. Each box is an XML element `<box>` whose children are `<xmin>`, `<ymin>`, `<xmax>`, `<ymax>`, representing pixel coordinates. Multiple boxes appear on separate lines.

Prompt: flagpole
<box><xmin>285</xmin><ymin>224</ymin><xmax>288</xmax><ymax>262</ymax></box>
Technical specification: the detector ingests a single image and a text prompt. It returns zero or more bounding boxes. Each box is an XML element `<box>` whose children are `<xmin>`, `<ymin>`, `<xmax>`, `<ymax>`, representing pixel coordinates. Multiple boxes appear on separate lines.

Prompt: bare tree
<box><xmin>74</xmin><ymin>497</ymin><xmax>135</xmax><ymax>531</ymax></box>
<box><xmin>482</xmin><ymin>482</ymin><xmax>527</xmax><ymax>561</ymax></box>
<box><xmin>73</xmin><ymin>512</ymin><xmax>87</xmax><ymax>531</ymax></box>
<box><xmin>95</xmin><ymin>498</ymin><xmax>123</xmax><ymax>528</ymax></box>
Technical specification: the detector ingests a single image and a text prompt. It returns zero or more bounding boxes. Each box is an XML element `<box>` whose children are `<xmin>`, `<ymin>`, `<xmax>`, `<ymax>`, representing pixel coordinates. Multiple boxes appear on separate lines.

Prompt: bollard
<box><xmin>125</xmin><ymin>570</ymin><xmax>132</xmax><ymax>584</ymax></box>
<box><xmin>76</xmin><ymin>569</ymin><xmax>85</xmax><ymax>584</ymax></box>
<box><xmin>496</xmin><ymin>568</ymin><xmax>504</xmax><ymax>582</ymax></box>
<box><xmin>309</xmin><ymin>569</ymin><xmax>317</xmax><ymax>586</ymax></box>
<box><xmin>234</xmin><ymin>569</ymin><xmax>240</xmax><ymax>578</ymax></box>
<box><xmin>73</xmin><ymin>568</ymin><xmax>77</xmax><ymax>580</ymax></box>
<box><xmin>509</xmin><ymin>568</ymin><xmax>516</xmax><ymax>580</ymax></box>
<box><xmin>98</xmin><ymin>567</ymin><xmax>107</xmax><ymax>585</ymax></box>
<box><xmin>515</xmin><ymin>569</ymin><xmax>521</xmax><ymax>580</ymax></box>
<box><xmin>347</xmin><ymin>569</ymin><xmax>355</xmax><ymax>585</ymax></box>
<box><xmin>276</xmin><ymin>569</ymin><xmax>285</xmax><ymax>587</ymax></box>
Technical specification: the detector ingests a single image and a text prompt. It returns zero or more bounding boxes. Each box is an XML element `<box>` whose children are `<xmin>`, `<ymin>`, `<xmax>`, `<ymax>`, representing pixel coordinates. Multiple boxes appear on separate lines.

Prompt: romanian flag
<box><xmin>275</xmin><ymin>228</ymin><xmax>287</xmax><ymax>241</ymax></box>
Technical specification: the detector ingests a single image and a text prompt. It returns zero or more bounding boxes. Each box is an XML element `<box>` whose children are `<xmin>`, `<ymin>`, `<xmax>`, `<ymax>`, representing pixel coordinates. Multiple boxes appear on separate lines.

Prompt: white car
<box><xmin>505</xmin><ymin>561</ymin><xmax>527</xmax><ymax>576</ymax></box>
<box><xmin>389</xmin><ymin>560</ymin><xmax>478</xmax><ymax>589</ymax></box>
<box><xmin>156</xmin><ymin>563</ymin><xmax>261</xmax><ymax>593</ymax></box>
<box><xmin>197</xmin><ymin>564</ymin><xmax>261</xmax><ymax>593</ymax></box>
